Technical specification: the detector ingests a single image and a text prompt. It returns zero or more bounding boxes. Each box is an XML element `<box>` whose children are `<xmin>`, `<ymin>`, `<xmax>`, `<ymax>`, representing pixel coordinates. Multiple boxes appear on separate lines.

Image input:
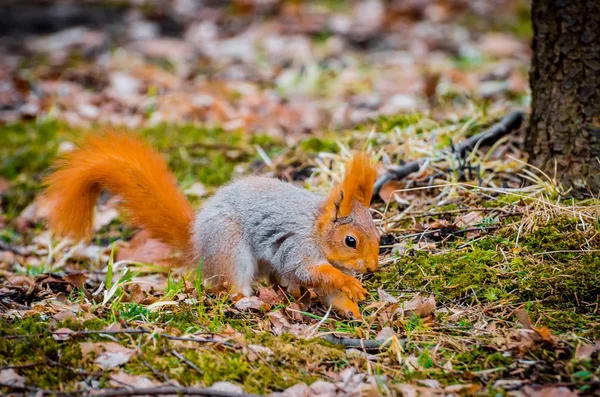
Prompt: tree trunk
<box><xmin>526</xmin><ymin>0</ymin><xmax>600</xmax><ymax>194</ymax></box>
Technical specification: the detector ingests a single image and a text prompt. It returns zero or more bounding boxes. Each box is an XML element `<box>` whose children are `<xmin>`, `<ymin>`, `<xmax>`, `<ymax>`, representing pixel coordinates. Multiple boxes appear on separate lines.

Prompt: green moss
<box><xmin>300</xmin><ymin>136</ymin><xmax>339</xmax><ymax>153</ymax></box>
<box><xmin>373</xmin><ymin>216</ymin><xmax>600</xmax><ymax>334</ymax></box>
<box><xmin>0</xmin><ymin>120</ymin><xmax>282</xmax><ymax>221</ymax></box>
<box><xmin>373</xmin><ymin>114</ymin><xmax>423</xmax><ymax>132</ymax></box>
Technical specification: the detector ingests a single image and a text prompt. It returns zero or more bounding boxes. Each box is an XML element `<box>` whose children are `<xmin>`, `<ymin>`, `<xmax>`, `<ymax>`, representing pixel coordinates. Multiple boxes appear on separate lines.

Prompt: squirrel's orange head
<box><xmin>316</xmin><ymin>154</ymin><xmax>379</xmax><ymax>274</ymax></box>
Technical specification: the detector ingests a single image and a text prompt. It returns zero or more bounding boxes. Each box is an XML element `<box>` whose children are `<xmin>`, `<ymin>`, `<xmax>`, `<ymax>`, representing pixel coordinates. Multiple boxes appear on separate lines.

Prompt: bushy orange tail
<box><xmin>43</xmin><ymin>132</ymin><xmax>194</xmax><ymax>252</ymax></box>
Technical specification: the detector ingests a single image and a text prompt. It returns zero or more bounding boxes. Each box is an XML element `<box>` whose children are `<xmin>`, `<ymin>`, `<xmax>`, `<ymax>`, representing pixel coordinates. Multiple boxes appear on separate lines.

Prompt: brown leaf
<box><xmin>257</xmin><ymin>285</ymin><xmax>283</xmax><ymax>306</ymax></box>
<box><xmin>378</xmin><ymin>181</ymin><xmax>406</xmax><ymax>203</ymax></box>
<box><xmin>246</xmin><ymin>344</ymin><xmax>274</xmax><ymax>362</ymax></box>
<box><xmin>267</xmin><ymin>310</ymin><xmax>308</xmax><ymax>337</ymax></box>
<box><xmin>377</xmin><ymin>288</ymin><xmax>399</xmax><ymax>304</ymax></box>
<box><xmin>109</xmin><ymin>372</ymin><xmax>161</xmax><ymax>388</ymax></box>
<box><xmin>0</xmin><ymin>177</ymin><xmax>9</xmax><ymax>194</ymax></box>
<box><xmin>398</xmin><ymin>295</ymin><xmax>436</xmax><ymax>317</ymax></box>
<box><xmin>15</xmin><ymin>198</ymin><xmax>51</xmax><ymax>233</ymax></box>
<box><xmin>285</xmin><ymin>302</ymin><xmax>305</xmax><ymax>321</ymax></box>
<box><xmin>515</xmin><ymin>308</ymin><xmax>557</xmax><ymax>346</ymax></box>
<box><xmin>0</xmin><ymin>369</ymin><xmax>25</xmax><ymax>386</ymax></box>
<box><xmin>515</xmin><ymin>308</ymin><xmax>535</xmax><ymax>331</ymax></box>
<box><xmin>536</xmin><ymin>326</ymin><xmax>558</xmax><ymax>346</ymax></box>
<box><xmin>574</xmin><ymin>344</ymin><xmax>597</xmax><ymax>361</ymax></box>
<box><xmin>375</xmin><ymin>327</ymin><xmax>397</xmax><ymax>343</ymax></box>
<box><xmin>207</xmin><ymin>382</ymin><xmax>244</xmax><ymax>394</ymax></box>
<box><xmin>104</xmin><ymin>323</ymin><xmax>122</xmax><ymax>332</ymax></box>
<box><xmin>52</xmin><ymin>310</ymin><xmax>77</xmax><ymax>322</ymax></box>
<box><xmin>234</xmin><ymin>296</ymin><xmax>266</xmax><ymax>311</ymax></box>
<box><xmin>80</xmin><ymin>341</ymin><xmax>136</xmax><ymax>369</ymax></box>
<box><xmin>454</xmin><ymin>211</ymin><xmax>484</xmax><ymax>228</ymax></box>
<box><xmin>64</xmin><ymin>273</ymin><xmax>87</xmax><ymax>289</ymax></box>
<box><xmin>522</xmin><ymin>386</ymin><xmax>578</xmax><ymax>397</ymax></box>
<box><xmin>94</xmin><ymin>342</ymin><xmax>136</xmax><ymax>369</ymax></box>
<box><xmin>128</xmin><ymin>284</ymin><xmax>145</xmax><ymax>304</ymax></box>
<box><xmin>116</xmin><ymin>230</ymin><xmax>172</xmax><ymax>263</ymax></box>
<box><xmin>53</xmin><ymin>327</ymin><xmax>74</xmax><ymax>341</ymax></box>
<box><xmin>3</xmin><ymin>274</ymin><xmax>35</xmax><ymax>287</ymax></box>
<box><xmin>280</xmin><ymin>383</ymin><xmax>311</xmax><ymax>397</ymax></box>
<box><xmin>427</xmin><ymin>219</ymin><xmax>455</xmax><ymax>230</ymax></box>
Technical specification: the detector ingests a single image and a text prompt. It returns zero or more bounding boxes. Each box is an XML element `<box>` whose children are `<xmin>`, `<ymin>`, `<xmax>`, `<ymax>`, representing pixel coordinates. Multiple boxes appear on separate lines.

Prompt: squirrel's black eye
<box><xmin>344</xmin><ymin>235</ymin><xmax>357</xmax><ymax>249</ymax></box>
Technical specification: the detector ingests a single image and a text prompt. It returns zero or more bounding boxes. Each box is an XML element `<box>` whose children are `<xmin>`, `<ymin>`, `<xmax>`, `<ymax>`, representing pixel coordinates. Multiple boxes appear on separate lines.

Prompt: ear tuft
<box><xmin>340</xmin><ymin>153</ymin><xmax>376</xmax><ymax>212</ymax></box>
<box><xmin>317</xmin><ymin>154</ymin><xmax>376</xmax><ymax>231</ymax></box>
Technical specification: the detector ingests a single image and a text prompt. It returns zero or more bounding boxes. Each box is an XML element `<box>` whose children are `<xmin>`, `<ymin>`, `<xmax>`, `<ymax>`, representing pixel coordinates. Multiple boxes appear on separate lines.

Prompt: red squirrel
<box><xmin>43</xmin><ymin>132</ymin><xmax>380</xmax><ymax>318</ymax></box>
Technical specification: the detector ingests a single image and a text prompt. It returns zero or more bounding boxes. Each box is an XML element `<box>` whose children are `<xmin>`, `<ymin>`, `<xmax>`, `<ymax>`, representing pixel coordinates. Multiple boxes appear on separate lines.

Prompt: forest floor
<box><xmin>1</xmin><ymin>1</ymin><xmax>599</xmax><ymax>396</ymax></box>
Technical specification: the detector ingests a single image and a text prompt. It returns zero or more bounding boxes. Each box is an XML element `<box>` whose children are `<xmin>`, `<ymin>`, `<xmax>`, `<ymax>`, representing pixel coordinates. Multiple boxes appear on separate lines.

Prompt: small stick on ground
<box><xmin>320</xmin><ymin>334</ymin><xmax>386</xmax><ymax>352</ymax></box>
<box><xmin>169</xmin><ymin>349</ymin><xmax>204</xmax><ymax>375</ymax></box>
<box><xmin>63</xmin><ymin>386</ymin><xmax>260</xmax><ymax>397</ymax></box>
<box><xmin>0</xmin><ymin>240</ymin><xmax>30</xmax><ymax>256</ymax></box>
<box><xmin>372</xmin><ymin>111</ymin><xmax>525</xmax><ymax>199</ymax></box>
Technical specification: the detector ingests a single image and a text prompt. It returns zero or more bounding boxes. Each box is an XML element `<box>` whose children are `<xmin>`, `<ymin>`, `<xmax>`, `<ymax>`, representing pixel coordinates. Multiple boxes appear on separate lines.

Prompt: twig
<box><xmin>402</xmin><ymin>207</ymin><xmax>522</xmax><ymax>217</ymax></box>
<box><xmin>0</xmin><ymin>240</ymin><xmax>30</xmax><ymax>256</ymax></box>
<box><xmin>164</xmin><ymin>335</ymin><xmax>235</xmax><ymax>348</ymax></box>
<box><xmin>372</xmin><ymin>111</ymin><xmax>524</xmax><ymax>199</ymax></box>
<box><xmin>170</xmin><ymin>349</ymin><xmax>203</xmax><ymax>375</ymax></box>
<box><xmin>139</xmin><ymin>339</ymin><xmax>176</xmax><ymax>386</ymax></box>
<box><xmin>393</xmin><ymin>226</ymin><xmax>500</xmax><ymax>240</ymax></box>
<box><xmin>320</xmin><ymin>334</ymin><xmax>383</xmax><ymax>352</ymax></box>
<box><xmin>0</xmin><ymin>329</ymin><xmax>235</xmax><ymax>349</ymax></box>
<box><xmin>0</xmin><ymin>361</ymin><xmax>48</xmax><ymax>370</ymax></box>
<box><xmin>0</xmin><ymin>381</ymin><xmax>40</xmax><ymax>393</ymax></box>
<box><xmin>64</xmin><ymin>386</ymin><xmax>259</xmax><ymax>397</ymax></box>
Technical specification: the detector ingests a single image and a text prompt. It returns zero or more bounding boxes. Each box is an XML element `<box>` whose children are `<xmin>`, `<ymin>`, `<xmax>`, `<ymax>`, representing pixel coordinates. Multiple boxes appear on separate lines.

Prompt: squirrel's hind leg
<box><xmin>193</xmin><ymin>216</ymin><xmax>256</xmax><ymax>297</ymax></box>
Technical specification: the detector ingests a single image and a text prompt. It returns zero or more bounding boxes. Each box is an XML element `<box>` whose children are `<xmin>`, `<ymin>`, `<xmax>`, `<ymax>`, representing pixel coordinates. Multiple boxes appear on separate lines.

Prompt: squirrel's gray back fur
<box><xmin>192</xmin><ymin>176</ymin><xmax>328</xmax><ymax>295</ymax></box>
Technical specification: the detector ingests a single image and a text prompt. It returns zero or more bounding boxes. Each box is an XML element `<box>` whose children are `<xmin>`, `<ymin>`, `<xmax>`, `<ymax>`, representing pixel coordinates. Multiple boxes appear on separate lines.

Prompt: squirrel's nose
<box><xmin>367</xmin><ymin>261</ymin><xmax>378</xmax><ymax>272</ymax></box>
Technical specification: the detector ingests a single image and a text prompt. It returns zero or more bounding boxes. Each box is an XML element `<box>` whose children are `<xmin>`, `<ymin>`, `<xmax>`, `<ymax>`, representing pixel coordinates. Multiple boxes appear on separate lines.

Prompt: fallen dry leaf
<box><xmin>398</xmin><ymin>295</ymin><xmax>436</xmax><ymax>317</ymax></box>
<box><xmin>0</xmin><ymin>177</ymin><xmax>9</xmax><ymax>194</ymax></box>
<box><xmin>574</xmin><ymin>343</ymin><xmax>597</xmax><ymax>361</ymax></box>
<box><xmin>246</xmin><ymin>344</ymin><xmax>274</xmax><ymax>362</ymax></box>
<box><xmin>116</xmin><ymin>229</ymin><xmax>172</xmax><ymax>263</ymax></box>
<box><xmin>234</xmin><ymin>296</ymin><xmax>266</xmax><ymax>311</ymax></box>
<box><xmin>64</xmin><ymin>273</ymin><xmax>87</xmax><ymax>289</ymax></box>
<box><xmin>52</xmin><ymin>327</ymin><xmax>75</xmax><ymax>341</ymax></box>
<box><xmin>454</xmin><ymin>211</ymin><xmax>483</xmax><ymax>228</ymax></box>
<box><xmin>15</xmin><ymin>198</ymin><xmax>51</xmax><ymax>233</ymax></box>
<box><xmin>257</xmin><ymin>285</ymin><xmax>283</xmax><ymax>306</ymax></box>
<box><xmin>267</xmin><ymin>310</ymin><xmax>308</xmax><ymax>337</ymax></box>
<box><xmin>52</xmin><ymin>310</ymin><xmax>77</xmax><ymax>323</ymax></box>
<box><xmin>0</xmin><ymin>368</ymin><xmax>25</xmax><ymax>386</ymax></box>
<box><xmin>80</xmin><ymin>341</ymin><xmax>136</xmax><ymax>369</ymax></box>
<box><xmin>207</xmin><ymin>382</ymin><xmax>244</xmax><ymax>394</ymax></box>
<box><xmin>521</xmin><ymin>386</ymin><xmax>578</xmax><ymax>397</ymax></box>
<box><xmin>279</xmin><ymin>382</ymin><xmax>311</xmax><ymax>397</ymax></box>
<box><xmin>515</xmin><ymin>309</ymin><xmax>558</xmax><ymax>346</ymax></box>
<box><xmin>109</xmin><ymin>371</ymin><xmax>162</xmax><ymax>388</ymax></box>
<box><xmin>375</xmin><ymin>327</ymin><xmax>397</xmax><ymax>344</ymax></box>
<box><xmin>378</xmin><ymin>180</ymin><xmax>406</xmax><ymax>203</ymax></box>
<box><xmin>127</xmin><ymin>283</ymin><xmax>146</xmax><ymax>304</ymax></box>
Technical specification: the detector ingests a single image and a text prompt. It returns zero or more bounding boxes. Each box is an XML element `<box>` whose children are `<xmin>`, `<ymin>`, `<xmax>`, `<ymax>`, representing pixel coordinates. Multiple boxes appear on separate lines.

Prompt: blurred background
<box><xmin>1</xmin><ymin>0</ymin><xmax>531</xmax><ymax>134</ymax></box>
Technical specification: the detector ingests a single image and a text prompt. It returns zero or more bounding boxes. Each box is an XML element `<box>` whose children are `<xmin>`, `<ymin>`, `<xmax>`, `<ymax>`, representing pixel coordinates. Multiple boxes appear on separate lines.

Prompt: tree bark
<box><xmin>526</xmin><ymin>0</ymin><xmax>600</xmax><ymax>194</ymax></box>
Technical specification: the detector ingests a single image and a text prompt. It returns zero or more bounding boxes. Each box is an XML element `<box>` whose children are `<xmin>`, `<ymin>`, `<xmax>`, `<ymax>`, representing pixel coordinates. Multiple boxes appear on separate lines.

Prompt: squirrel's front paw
<box><xmin>337</xmin><ymin>275</ymin><xmax>367</xmax><ymax>301</ymax></box>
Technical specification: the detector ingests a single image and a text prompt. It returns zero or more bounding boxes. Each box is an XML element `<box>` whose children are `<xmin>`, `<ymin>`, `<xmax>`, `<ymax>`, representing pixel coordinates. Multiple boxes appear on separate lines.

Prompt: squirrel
<box><xmin>43</xmin><ymin>132</ymin><xmax>380</xmax><ymax>318</ymax></box>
